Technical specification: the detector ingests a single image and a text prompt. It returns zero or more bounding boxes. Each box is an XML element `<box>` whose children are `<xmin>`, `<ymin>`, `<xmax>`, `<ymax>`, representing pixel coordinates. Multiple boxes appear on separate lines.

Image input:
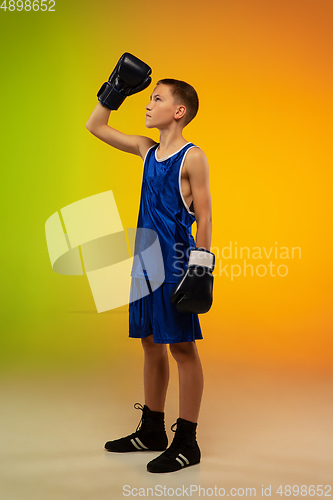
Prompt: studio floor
<box><xmin>1</xmin><ymin>357</ymin><xmax>332</xmax><ymax>500</ymax></box>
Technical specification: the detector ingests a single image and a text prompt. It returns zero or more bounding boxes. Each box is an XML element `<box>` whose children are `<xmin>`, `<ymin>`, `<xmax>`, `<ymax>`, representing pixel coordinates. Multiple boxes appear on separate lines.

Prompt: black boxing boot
<box><xmin>147</xmin><ymin>417</ymin><xmax>201</xmax><ymax>473</ymax></box>
<box><xmin>105</xmin><ymin>403</ymin><xmax>168</xmax><ymax>452</ymax></box>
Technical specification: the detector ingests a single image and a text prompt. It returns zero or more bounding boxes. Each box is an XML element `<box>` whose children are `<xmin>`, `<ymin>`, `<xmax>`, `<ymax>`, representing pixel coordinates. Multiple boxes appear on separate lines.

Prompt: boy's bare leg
<box><xmin>169</xmin><ymin>341</ymin><xmax>203</xmax><ymax>423</ymax></box>
<box><xmin>146</xmin><ymin>340</ymin><xmax>202</xmax><ymax>473</ymax></box>
<box><xmin>141</xmin><ymin>335</ymin><xmax>169</xmax><ymax>412</ymax></box>
<box><xmin>104</xmin><ymin>335</ymin><xmax>168</xmax><ymax>453</ymax></box>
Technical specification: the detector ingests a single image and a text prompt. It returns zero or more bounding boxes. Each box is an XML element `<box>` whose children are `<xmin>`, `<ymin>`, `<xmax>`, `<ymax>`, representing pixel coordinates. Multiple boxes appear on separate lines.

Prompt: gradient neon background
<box><xmin>1</xmin><ymin>0</ymin><xmax>333</xmax><ymax>495</ymax></box>
<box><xmin>1</xmin><ymin>0</ymin><xmax>332</xmax><ymax>374</ymax></box>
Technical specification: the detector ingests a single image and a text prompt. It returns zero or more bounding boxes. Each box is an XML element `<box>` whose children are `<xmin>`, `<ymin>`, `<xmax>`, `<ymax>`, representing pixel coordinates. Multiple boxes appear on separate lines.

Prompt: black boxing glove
<box><xmin>97</xmin><ymin>52</ymin><xmax>152</xmax><ymax>110</ymax></box>
<box><xmin>170</xmin><ymin>248</ymin><xmax>215</xmax><ymax>314</ymax></box>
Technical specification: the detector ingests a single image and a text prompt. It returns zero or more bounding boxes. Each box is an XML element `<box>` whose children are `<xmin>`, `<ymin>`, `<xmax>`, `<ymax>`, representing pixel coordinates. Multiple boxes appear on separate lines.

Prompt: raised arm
<box><xmin>86</xmin><ymin>103</ymin><xmax>156</xmax><ymax>159</ymax></box>
<box><xmin>86</xmin><ymin>52</ymin><xmax>157</xmax><ymax>160</ymax></box>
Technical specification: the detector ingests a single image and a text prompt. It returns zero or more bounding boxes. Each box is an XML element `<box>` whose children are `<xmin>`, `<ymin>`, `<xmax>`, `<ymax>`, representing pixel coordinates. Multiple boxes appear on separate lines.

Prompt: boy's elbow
<box><xmin>86</xmin><ymin>122</ymin><xmax>100</xmax><ymax>137</ymax></box>
<box><xmin>85</xmin><ymin>121</ymin><xmax>94</xmax><ymax>133</ymax></box>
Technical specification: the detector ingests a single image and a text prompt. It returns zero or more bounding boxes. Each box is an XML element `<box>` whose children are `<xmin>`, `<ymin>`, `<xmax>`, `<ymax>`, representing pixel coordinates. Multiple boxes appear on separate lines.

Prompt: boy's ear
<box><xmin>175</xmin><ymin>105</ymin><xmax>186</xmax><ymax>121</ymax></box>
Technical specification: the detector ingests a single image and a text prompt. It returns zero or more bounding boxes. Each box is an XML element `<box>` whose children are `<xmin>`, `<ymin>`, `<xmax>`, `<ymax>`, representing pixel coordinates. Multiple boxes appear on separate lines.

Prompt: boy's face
<box><xmin>145</xmin><ymin>84</ymin><xmax>185</xmax><ymax>129</ymax></box>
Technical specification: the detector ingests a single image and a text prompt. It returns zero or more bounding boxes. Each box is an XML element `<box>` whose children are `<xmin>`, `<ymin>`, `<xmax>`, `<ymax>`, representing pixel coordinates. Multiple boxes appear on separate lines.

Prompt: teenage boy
<box><xmin>86</xmin><ymin>53</ymin><xmax>214</xmax><ymax>473</ymax></box>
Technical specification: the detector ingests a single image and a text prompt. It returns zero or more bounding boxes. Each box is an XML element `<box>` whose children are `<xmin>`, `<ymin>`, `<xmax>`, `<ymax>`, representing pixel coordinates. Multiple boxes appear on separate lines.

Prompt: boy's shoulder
<box><xmin>138</xmin><ymin>137</ymin><xmax>158</xmax><ymax>160</ymax></box>
<box><xmin>186</xmin><ymin>144</ymin><xmax>208</xmax><ymax>164</ymax></box>
<box><xmin>188</xmin><ymin>144</ymin><xmax>206</xmax><ymax>156</ymax></box>
<box><xmin>183</xmin><ymin>144</ymin><xmax>209</xmax><ymax>176</ymax></box>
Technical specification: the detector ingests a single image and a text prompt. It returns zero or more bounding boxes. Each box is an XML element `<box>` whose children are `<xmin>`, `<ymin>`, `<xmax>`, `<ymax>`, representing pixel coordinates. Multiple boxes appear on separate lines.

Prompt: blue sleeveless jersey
<box><xmin>131</xmin><ymin>142</ymin><xmax>198</xmax><ymax>284</ymax></box>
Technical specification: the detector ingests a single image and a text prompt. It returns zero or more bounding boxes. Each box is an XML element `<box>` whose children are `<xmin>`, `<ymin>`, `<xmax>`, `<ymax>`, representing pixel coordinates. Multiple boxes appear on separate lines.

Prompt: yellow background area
<box><xmin>1</xmin><ymin>0</ymin><xmax>332</xmax><ymax>375</ymax></box>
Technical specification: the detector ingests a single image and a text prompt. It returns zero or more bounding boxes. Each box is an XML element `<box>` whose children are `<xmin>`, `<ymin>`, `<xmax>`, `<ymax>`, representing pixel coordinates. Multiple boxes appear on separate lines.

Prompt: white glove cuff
<box><xmin>188</xmin><ymin>249</ymin><xmax>215</xmax><ymax>270</ymax></box>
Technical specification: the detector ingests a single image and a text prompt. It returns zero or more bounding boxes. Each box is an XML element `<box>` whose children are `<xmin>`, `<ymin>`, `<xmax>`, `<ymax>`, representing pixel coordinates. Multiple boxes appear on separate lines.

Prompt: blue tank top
<box><xmin>131</xmin><ymin>142</ymin><xmax>198</xmax><ymax>284</ymax></box>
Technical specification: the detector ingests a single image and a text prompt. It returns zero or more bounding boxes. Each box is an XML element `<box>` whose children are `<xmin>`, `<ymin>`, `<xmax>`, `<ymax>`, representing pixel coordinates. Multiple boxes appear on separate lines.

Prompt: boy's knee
<box><xmin>141</xmin><ymin>335</ymin><xmax>154</xmax><ymax>348</ymax></box>
<box><xmin>142</xmin><ymin>335</ymin><xmax>167</xmax><ymax>355</ymax></box>
<box><xmin>169</xmin><ymin>341</ymin><xmax>196</xmax><ymax>362</ymax></box>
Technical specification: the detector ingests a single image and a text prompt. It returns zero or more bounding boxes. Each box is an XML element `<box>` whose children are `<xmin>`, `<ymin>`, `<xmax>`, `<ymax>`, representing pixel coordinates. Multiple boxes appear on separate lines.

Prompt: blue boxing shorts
<box><xmin>128</xmin><ymin>276</ymin><xmax>203</xmax><ymax>344</ymax></box>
